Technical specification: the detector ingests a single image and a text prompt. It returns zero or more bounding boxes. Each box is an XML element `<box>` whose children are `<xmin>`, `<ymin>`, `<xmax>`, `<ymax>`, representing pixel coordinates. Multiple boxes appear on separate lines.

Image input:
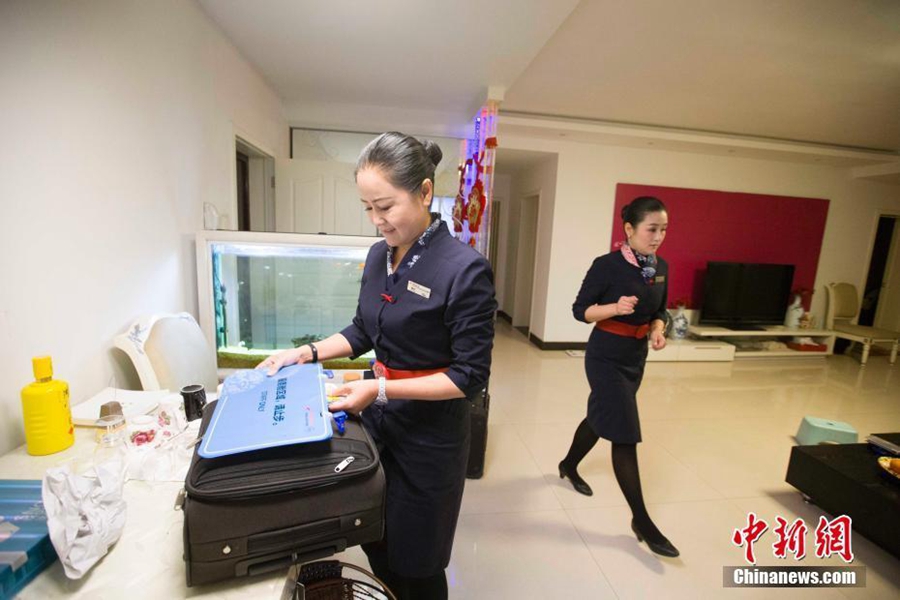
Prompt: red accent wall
<box><xmin>612</xmin><ymin>183</ymin><xmax>829</xmax><ymax>309</ymax></box>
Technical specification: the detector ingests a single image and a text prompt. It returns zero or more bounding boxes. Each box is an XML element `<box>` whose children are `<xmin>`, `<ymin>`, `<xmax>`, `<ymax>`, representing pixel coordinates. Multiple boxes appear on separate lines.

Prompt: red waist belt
<box><xmin>373</xmin><ymin>360</ymin><xmax>449</xmax><ymax>380</ymax></box>
<box><xmin>595</xmin><ymin>320</ymin><xmax>650</xmax><ymax>339</ymax></box>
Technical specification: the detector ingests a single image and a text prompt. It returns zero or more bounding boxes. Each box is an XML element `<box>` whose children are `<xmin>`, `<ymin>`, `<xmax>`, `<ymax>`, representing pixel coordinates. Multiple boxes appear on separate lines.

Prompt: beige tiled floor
<box><xmin>438</xmin><ymin>321</ymin><xmax>900</xmax><ymax>599</ymax></box>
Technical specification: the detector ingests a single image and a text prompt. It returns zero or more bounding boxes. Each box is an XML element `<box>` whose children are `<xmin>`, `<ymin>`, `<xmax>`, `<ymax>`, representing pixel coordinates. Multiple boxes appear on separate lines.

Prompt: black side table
<box><xmin>786</xmin><ymin>442</ymin><xmax>900</xmax><ymax>559</ymax></box>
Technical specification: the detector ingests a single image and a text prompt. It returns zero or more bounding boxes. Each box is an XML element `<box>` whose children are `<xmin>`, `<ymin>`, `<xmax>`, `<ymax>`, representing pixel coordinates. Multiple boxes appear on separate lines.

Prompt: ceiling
<box><xmin>199</xmin><ymin>0</ymin><xmax>900</xmax><ymax>154</ymax></box>
<box><xmin>493</xmin><ymin>148</ymin><xmax>557</xmax><ymax>175</ymax></box>
<box><xmin>198</xmin><ymin>0</ymin><xmax>580</xmax><ymax>137</ymax></box>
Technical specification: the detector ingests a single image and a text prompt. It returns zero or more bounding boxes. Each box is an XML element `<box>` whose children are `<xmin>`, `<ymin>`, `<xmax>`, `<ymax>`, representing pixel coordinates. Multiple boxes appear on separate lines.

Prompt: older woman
<box><xmin>261</xmin><ymin>132</ymin><xmax>496</xmax><ymax>598</ymax></box>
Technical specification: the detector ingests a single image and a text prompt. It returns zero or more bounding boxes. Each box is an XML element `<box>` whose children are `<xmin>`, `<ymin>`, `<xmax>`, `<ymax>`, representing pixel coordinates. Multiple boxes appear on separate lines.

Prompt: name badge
<box><xmin>407</xmin><ymin>281</ymin><xmax>431</xmax><ymax>299</ymax></box>
<box><xmin>655</xmin><ymin>275</ymin><xmax>666</xmax><ymax>283</ymax></box>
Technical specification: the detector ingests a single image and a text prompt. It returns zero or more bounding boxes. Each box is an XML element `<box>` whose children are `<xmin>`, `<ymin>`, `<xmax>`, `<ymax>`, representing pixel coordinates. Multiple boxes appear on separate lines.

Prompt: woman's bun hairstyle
<box><xmin>422</xmin><ymin>139</ymin><xmax>443</xmax><ymax>169</ymax></box>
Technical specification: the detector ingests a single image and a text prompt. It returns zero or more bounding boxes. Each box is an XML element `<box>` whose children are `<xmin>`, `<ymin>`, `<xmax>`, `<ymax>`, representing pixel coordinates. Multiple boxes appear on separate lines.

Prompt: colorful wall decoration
<box><xmin>454</xmin><ymin>101</ymin><xmax>498</xmax><ymax>256</ymax></box>
<box><xmin>611</xmin><ymin>183</ymin><xmax>830</xmax><ymax>310</ymax></box>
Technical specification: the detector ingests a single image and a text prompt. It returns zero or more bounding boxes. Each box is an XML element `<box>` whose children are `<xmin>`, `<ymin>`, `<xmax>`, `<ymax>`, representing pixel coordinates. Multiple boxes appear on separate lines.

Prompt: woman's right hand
<box><xmin>256</xmin><ymin>346</ymin><xmax>311</xmax><ymax>376</ymax></box>
<box><xmin>615</xmin><ymin>295</ymin><xmax>639</xmax><ymax>316</ymax></box>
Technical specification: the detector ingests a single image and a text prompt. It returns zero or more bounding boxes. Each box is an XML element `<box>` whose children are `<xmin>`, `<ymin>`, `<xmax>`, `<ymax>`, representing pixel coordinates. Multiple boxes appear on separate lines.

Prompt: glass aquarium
<box><xmin>196</xmin><ymin>231</ymin><xmax>379</xmax><ymax>369</ymax></box>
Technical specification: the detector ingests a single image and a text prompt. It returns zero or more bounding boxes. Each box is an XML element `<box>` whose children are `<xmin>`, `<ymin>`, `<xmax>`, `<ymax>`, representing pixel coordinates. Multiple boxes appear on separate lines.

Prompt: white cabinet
<box><xmin>688</xmin><ymin>325</ymin><xmax>835</xmax><ymax>359</ymax></box>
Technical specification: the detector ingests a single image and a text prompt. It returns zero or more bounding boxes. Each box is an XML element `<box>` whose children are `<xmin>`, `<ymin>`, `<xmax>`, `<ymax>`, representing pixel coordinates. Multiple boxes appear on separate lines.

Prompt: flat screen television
<box><xmin>699</xmin><ymin>262</ymin><xmax>796</xmax><ymax>329</ymax></box>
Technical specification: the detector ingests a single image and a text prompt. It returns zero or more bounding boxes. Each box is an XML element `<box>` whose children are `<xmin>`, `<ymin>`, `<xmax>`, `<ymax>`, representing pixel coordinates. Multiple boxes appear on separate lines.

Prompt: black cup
<box><xmin>180</xmin><ymin>384</ymin><xmax>207</xmax><ymax>422</ymax></box>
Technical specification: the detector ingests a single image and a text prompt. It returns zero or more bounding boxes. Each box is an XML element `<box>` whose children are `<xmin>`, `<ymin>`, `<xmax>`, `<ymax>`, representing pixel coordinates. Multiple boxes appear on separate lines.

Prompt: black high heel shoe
<box><xmin>558</xmin><ymin>461</ymin><xmax>593</xmax><ymax>496</ymax></box>
<box><xmin>631</xmin><ymin>519</ymin><xmax>680</xmax><ymax>557</ymax></box>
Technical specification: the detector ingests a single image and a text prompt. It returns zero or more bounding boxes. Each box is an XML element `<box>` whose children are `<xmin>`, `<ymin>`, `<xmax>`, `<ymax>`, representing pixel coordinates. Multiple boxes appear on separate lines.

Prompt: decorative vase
<box><xmin>671</xmin><ymin>306</ymin><xmax>689</xmax><ymax>340</ymax></box>
<box><xmin>784</xmin><ymin>294</ymin><xmax>803</xmax><ymax>329</ymax></box>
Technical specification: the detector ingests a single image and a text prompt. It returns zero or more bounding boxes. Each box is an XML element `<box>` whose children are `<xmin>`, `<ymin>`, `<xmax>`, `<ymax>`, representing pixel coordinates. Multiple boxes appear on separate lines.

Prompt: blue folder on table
<box><xmin>0</xmin><ymin>480</ymin><xmax>57</xmax><ymax>600</ymax></box>
<box><xmin>199</xmin><ymin>363</ymin><xmax>332</xmax><ymax>459</ymax></box>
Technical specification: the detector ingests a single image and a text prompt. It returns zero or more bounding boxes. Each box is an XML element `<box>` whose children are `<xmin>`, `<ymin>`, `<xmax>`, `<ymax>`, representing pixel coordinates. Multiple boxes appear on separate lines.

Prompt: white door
<box><xmin>275</xmin><ymin>159</ymin><xmax>377</xmax><ymax>236</ymax></box>
<box><xmin>875</xmin><ymin>217</ymin><xmax>900</xmax><ymax>331</ymax></box>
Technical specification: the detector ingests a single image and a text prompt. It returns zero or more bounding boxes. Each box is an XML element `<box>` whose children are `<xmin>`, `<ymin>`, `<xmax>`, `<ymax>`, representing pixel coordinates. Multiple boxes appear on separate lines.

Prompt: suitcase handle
<box><xmin>236</xmin><ymin>540</ymin><xmax>349</xmax><ymax>577</ymax></box>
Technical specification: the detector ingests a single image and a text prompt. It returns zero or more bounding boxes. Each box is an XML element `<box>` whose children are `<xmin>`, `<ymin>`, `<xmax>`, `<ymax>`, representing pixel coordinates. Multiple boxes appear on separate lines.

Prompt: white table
<box><xmin>1</xmin><ymin>428</ymin><xmax>294</xmax><ymax>599</ymax></box>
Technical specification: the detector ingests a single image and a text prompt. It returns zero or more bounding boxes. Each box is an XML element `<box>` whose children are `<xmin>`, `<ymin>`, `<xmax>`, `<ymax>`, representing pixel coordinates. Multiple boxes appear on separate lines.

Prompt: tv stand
<box><xmin>722</xmin><ymin>324</ymin><xmax>767</xmax><ymax>331</ymax></box>
<box><xmin>688</xmin><ymin>324</ymin><xmax>835</xmax><ymax>359</ymax></box>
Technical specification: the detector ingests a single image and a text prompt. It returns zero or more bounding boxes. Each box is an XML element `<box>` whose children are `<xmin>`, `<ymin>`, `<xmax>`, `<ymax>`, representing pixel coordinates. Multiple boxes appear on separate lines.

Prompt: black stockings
<box><xmin>610</xmin><ymin>441</ymin><xmax>666</xmax><ymax>544</ymax></box>
<box><xmin>563</xmin><ymin>419</ymin><xmax>667</xmax><ymax>544</ymax></box>
<box><xmin>562</xmin><ymin>418</ymin><xmax>599</xmax><ymax>467</ymax></box>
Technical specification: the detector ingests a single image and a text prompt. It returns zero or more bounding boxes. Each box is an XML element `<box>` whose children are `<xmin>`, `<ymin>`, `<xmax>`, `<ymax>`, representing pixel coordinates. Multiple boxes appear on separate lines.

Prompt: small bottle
<box><xmin>21</xmin><ymin>356</ymin><xmax>75</xmax><ymax>455</ymax></box>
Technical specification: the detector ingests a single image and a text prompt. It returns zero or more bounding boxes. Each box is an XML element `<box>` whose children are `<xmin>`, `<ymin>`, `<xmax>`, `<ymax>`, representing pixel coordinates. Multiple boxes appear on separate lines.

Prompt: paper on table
<box><xmin>71</xmin><ymin>388</ymin><xmax>170</xmax><ymax>426</ymax></box>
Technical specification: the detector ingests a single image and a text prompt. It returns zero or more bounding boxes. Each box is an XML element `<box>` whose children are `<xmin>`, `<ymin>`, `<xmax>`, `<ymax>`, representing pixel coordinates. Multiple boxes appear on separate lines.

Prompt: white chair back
<box><xmin>114</xmin><ymin>313</ymin><xmax>219</xmax><ymax>393</ymax></box>
<box><xmin>825</xmin><ymin>283</ymin><xmax>860</xmax><ymax>328</ymax></box>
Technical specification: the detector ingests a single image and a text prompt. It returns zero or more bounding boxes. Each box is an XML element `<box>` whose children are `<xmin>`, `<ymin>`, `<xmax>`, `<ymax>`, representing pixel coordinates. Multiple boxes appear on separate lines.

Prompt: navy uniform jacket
<box><xmin>572</xmin><ymin>251</ymin><xmax>668</xmax><ymax>327</ymax></box>
<box><xmin>340</xmin><ymin>223</ymin><xmax>496</xmax><ymax>399</ymax></box>
<box><xmin>570</xmin><ymin>250</ymin><xmax>668</xmax><ymax>443</ymax></box>
<box><xmin>339</xmin><ymin>222</ymin><xmax>496</xmax><ymax>577</ymax></box>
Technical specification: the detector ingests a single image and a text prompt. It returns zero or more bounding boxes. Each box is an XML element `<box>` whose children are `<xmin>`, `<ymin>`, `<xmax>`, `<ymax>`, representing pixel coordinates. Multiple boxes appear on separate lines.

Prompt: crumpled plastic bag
<box><xmin>124</xmin><ymin>419</ymin><xmax>200</xmax><ymax>482</ymax></box>
<box><xmin>124</xmin><ymin>437</ymin><xmax>195</xmax><ymax>482</ymax></box>
<box><xmin>42</xmin><ymin>458</ymin><xmax>127</xmax><ymax>579</ymax></box>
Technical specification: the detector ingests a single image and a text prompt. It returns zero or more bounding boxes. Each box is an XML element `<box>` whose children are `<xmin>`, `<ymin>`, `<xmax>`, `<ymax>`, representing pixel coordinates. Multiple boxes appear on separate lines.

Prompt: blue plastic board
<box><xmin>0</xmin><ymin>480</ymin><xmax>57</xmax><ymax>600</ymax></box>
<box><xmin>199</xmin><ymin>363</ymin><xmax>332</xmax><ymax>458</ymax></box>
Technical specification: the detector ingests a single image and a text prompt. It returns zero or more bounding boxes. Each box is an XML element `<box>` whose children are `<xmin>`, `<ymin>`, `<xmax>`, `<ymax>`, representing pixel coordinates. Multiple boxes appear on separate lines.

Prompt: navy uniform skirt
<box><xmin>585</xmin><ymin>327</ymin><xmax>648</xmax><ymax>444</ymax></box>
<box><xmin>362</xmin><ymin>397</ymin><xmax>470</xmax><ymax>577</ymax></box>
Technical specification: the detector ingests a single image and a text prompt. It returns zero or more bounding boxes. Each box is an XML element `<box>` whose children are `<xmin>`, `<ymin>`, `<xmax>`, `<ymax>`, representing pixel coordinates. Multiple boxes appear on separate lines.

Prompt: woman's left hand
<box><xmin>650</xmin><ymin>329</ymin><xmax>667</xmax><ymax>351</ymax></box>
<box><xmin>328</xmin><ymin>380</ymin><xmax>378</xmax><ymax>415</ymax></box>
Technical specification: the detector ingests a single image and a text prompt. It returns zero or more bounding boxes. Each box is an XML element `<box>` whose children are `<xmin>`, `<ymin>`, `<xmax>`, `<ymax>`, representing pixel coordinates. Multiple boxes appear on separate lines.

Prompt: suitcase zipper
<box><xmin>199</xmin><ymin>454</ymin><xmax>346</xmax><ymax>482</ymax></box>
<box><xmin>187</xmin><ymin>454</ymin><xmax>373</xmax><ymax>500</ymax></box>
<box><xmin>186</xmin><ymin>417</ymin><xmax>381</xmax><ymax>501</ymax></box>
<box><xmin>334</xmin><ymin>456</ymin><xmax>355</xmax><ymax>472</ymax></box>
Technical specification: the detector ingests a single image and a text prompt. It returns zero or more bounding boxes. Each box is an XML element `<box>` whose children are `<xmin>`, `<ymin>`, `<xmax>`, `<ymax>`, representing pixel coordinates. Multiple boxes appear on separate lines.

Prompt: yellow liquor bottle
<box><xmin>21</xmin><ymin>356</ymin><xmax>75</xmax><ymax>455</ymax></box>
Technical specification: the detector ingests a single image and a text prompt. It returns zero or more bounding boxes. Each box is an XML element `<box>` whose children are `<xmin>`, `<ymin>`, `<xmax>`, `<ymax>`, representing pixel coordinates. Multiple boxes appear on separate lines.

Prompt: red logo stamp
<box><xmin>733</xmin><ymin>514</ymin><xmax>853</xmax><ymax>564</ymax></box>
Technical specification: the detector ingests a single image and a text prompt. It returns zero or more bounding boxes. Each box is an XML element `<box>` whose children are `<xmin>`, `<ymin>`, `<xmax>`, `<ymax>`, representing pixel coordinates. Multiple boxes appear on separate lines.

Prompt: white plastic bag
<box><xmin>41</xmin><ymin>458</ymin><xmax>127</xmax><ymax>579</ymax></box>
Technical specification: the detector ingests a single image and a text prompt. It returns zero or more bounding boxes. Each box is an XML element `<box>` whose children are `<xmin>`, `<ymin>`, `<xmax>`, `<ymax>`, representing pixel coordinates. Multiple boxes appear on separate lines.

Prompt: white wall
<box><xmin>512</xmin><ymin>194</ymin><xmax>540</xmax><ymax>328</ymax></box>
<box><xmin>501</xmin><ymin>133</ymin><xmax>900</xmax><ymax>343</ymax></box>
<box><xmin>0</xmin><ymin>0</ymin><xmax>288</xmax><ymax>454</ymax></box>
<box><xmin>500</xmin><ymin>157</ymin><xmax>558</xmax><ymax>339</ymax></box>
<box><xmin>495</xmin><ymin>173</ymin><xmax>519</xmax><ymax>317</ymax></box>
<box><xmin>491</xmin><ymin>174</ymin><xmax>512</xmax><ymax>310</ymax></box>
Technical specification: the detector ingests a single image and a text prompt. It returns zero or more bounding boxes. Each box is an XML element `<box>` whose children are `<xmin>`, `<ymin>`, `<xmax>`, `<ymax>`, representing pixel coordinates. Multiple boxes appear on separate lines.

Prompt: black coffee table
<box><xmin>786</xmin><ymin>440</ymin><xmax>900</xmax><ymax>559</ymax></box>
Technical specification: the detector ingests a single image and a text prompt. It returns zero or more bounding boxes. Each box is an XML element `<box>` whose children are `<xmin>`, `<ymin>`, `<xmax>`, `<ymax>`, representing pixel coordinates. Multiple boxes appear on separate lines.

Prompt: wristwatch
<box><xmin>375</xmin><ymin>376</ymin><xmax>388</xmax><ymax>405</ymax></box>
<box><xmin>306</xmin><ymin>343</ymin><xmax>318</xmax><ymax>363</ymax></box>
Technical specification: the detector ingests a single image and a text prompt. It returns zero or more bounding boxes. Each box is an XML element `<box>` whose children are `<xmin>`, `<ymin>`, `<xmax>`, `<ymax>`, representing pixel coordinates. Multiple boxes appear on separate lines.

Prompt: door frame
<box><xmin>869</xmin><ymin>212</ymin><xmax>900</xmax><ymax>329</ymax></box>
<box><xmin>232</xmin><ymin>128</ymin><xmax>277</xmax><ymax>232</ymax></box>
<box><xmin>512</xmin><ymin>190</ymin><xmax>542</xmax><ymax>335</ymax></box>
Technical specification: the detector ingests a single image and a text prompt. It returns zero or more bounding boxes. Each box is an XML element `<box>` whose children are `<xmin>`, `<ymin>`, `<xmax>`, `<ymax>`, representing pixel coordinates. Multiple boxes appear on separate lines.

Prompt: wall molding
<box><xmin>528</xmin><ymin>332</ymin><xmax>587</xmax><ymax>351</ymax></box>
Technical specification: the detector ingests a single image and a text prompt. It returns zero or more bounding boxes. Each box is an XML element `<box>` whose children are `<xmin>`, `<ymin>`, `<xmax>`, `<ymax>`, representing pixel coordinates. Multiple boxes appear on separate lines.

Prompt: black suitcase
<box><xmin>466</xmin><ymin>387</ymin><xmax>489</xmax><ymax>479</ymax></box>
<box><xmin>182</xmin><ymin>402</ymin><xmax>385</xmax><ymax>587</ymax></box>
